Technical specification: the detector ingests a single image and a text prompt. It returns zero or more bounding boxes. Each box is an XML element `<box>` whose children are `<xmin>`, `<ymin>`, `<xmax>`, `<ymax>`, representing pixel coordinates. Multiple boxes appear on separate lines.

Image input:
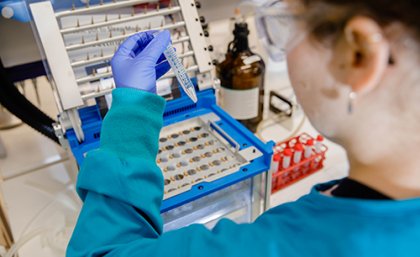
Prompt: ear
<box><xmin>330</xmin><ymin>16</ymin><xmax>390</xmax><ymax>94</ymax></box>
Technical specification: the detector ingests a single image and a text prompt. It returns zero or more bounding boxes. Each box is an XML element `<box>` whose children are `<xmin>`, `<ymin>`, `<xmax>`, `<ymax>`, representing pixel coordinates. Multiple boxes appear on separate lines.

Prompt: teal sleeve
<box><xmin>66</xmin><ymin>88</ymin><xmax>284</xmax><ymax>257</ymax></box>
<box><xmin>75</xmin><ymin>88</ymin><xmax>166</xmax><ymax>228</ymax></box>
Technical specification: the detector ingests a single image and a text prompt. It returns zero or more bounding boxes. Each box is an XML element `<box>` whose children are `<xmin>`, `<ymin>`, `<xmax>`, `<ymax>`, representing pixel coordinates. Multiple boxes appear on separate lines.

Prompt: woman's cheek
<box><xmin>286</xmin><ymin>40</ymin><xmax>343</xmax><ymax>138</ymax></box>
<box><xmin>287</xmin><ymin>42</ymin><xmax>324</xmax><ymax>118</ymax></box>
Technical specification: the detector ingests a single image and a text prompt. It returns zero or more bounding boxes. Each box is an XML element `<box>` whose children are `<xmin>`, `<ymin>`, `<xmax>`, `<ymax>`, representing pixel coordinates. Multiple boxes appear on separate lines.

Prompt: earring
<box><xmin>367</xmin><ymin>33</ymin><xmax>383</xmax><ymax>44</ymax></box>
<box><xmin>348</xmin><ymin>91</ymin><xmax>357</xmax><ymax>114</ymax></box>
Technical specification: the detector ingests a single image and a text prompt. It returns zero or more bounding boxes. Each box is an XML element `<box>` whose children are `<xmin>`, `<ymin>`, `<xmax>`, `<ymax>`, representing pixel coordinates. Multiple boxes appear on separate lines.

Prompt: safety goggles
<box><xmin>255</xmin><ymin>0</ymin><xmax>307</xmax><ymax>61</ymax></box>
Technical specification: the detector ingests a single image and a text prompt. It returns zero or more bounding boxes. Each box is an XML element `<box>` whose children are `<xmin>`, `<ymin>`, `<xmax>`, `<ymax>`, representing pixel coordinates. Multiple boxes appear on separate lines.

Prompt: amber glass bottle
<box><xmin>217</xmin><ymin>22</ymin><xmax>265</xmax><ymax>132</ymax></box>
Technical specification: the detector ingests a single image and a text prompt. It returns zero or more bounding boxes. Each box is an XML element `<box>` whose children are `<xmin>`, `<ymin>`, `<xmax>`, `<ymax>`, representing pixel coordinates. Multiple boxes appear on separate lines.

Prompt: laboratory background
<box><xmin>0</xmin><ymin>0</ymin><xmax>349</xmax><ymax>256</ymax></box>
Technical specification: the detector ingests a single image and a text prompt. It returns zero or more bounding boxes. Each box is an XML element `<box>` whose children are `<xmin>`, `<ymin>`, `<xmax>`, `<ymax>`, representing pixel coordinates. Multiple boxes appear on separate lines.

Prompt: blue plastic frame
<box><xmin>67</xmin><ymin>87</ymin><xmax>274</xmax><ymax>213</ymax></box>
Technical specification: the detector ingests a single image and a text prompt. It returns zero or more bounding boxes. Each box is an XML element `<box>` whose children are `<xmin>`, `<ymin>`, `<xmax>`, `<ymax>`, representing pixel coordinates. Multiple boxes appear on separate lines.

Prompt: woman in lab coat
<box><xmin>67</xmin><ymin>0</ymin><xmax>420</xmax><ymax>256</ymax></box>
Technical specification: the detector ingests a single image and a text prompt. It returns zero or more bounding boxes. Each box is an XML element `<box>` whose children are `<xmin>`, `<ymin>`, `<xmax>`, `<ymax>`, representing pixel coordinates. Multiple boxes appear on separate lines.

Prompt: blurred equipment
<box><xmin>27</xmin><ymin>0</ymin><xmax>274</xmax><ymax>230</ymax></box>
<box><xmin>217</xmin><ymin>10</ymin><xmax>265</xmax><ymax>132</ymax></box>
<box><xmin>1</xmin><ymin>183</ymin><xmax>81</xmax><ymax>257</ymax></box>
<box><xmin>0</xmin><ymin>0</ymin><xmax>31</xmax><ymax>22</ymax></box>
<box><xmin>254</xmin><ymin>0</ymin><xmax>301</xmax><ymax>62</ymax></box>
<box><xmin>0</xmin><ymin>61</ymin><xmax>58</xmax><ymax>144</ymax></box>
<box><xmin>271</xmin><ymin>133</ymin><xmax>327</xmax><ymax>193</ymax></box>
<box><xmin>0</xmin><ymin>189</ymin><xmax>14</xmax><ymax>253</ymax></box>
<box><xmin>268</xmin><ymin>91</ymin><xmax>293</xmax><ymax>117</ymax></box>
<box><xmin>0</xmin><ymin>105</ymin><xmax>22</xmax><ymax>130</ymax></box>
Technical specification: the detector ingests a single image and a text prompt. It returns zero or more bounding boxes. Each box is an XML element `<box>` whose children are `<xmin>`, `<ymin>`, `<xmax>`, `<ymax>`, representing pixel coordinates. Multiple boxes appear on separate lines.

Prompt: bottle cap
<box><xmin>306</xmin><ymin>139</ymin><xmax>314</xmax><ymax>146</ymax></box>
<box><xmin>233</xmin><ymin>22</ymin><xmax>249</xmax><ymax>36</ymax></box>
<box><xmin>294</xmin><ymin>143</ymin><xmax>304</xmax><ymax>152</ymax></box>
<box><xmin>283</xmin><ymin>148</ymin><xmax>293</xmax><ymax>157</ymax></box>
<box><xmin>234</xmin><ymin>7</ymin><xmax>241</xmax><ymax>17</ymax></box>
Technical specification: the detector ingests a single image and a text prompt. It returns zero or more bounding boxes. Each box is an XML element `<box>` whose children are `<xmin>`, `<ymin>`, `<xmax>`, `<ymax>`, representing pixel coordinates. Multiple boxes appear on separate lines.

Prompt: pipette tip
<box><xmin>187</xmin><ymin>89</ymin><xmax>198</xmax><ymax>103</ymax></box>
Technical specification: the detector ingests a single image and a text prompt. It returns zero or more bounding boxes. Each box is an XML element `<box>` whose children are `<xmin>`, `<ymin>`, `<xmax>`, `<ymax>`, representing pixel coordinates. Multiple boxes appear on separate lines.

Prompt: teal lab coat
<box><xmin>67</xmin><ymin>88</ymin><xmax>420</xmax><ymax>257</ymax></box>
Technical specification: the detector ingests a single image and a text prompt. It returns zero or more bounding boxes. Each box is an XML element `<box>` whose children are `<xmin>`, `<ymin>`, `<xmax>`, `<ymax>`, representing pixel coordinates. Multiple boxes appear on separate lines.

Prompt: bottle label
<box><xmin>243</xmin><ymin>55</ymin><xmax>261</xmax><ymax>65</ymax></box>
<box><xmin>220</xmin><ymin>87</ymin><xmax>259</xmax><ymax>120</ymax></box>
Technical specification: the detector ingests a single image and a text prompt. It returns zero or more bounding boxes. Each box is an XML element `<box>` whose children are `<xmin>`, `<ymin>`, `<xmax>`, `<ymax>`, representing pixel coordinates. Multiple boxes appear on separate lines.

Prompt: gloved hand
<box><xmin>111</xmin><ymin>30</ymin><xmax>171</xmax><ymax>93</ymax></box>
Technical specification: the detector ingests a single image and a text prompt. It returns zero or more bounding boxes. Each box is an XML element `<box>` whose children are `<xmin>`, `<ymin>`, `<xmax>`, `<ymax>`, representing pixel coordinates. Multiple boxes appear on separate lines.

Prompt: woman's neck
<box><xmin>348</xmin><ymin>156</ymin><xmax>420</xmax><ymax>199</ymax></box>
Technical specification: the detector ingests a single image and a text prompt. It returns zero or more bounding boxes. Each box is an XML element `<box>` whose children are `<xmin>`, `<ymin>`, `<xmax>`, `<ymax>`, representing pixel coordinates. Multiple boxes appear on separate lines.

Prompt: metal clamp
<box><xmin>208</xmin><ymin>121</ymin><xmax>239</xmax><ymax>152</ymax></box>
<box><xmin>269</xmin><ymin>91</ymin><xmax>294</xmax><ymax>117</ymax></box>
<box><xmin>53</xmin><ymin>122</ymin><xmax>68</xmax><ymax>149</ymax></box>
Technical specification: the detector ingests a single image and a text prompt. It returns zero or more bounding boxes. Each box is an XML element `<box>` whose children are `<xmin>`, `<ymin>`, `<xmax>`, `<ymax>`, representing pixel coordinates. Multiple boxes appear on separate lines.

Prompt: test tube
<box><xmin>304</xmin><ymin>139</ymin><xmax>314</xmax><ymax>159</ymax></box>
<box><xmin>293</xmin><ymin>143</ymin><xmax>303</xmax><ymax>165</ymax></box>
<box><xmin>303</xmin><ymin>139</ymin><xmax>314</xmax><ymax>169</ymax></box>
<box><xmin>315</xmin><ymin>135</ymin><xmax>324</xmax><ymax>153</ymax></box>
<box><xmin>271</xmin><ymin>153</ymin><xmax>281</xmax><ymax>189</ymax></box>
<box><xmin>314</xmin><ymin>135</ymin><xmax>324</xmax><ymax>168</ymax></box>
<box><xmin>282</xmin><ymin>149</ymin><xmax>293</xmax><ymax>179</ymax></box>
<box><xmin>293</xmin><ymin>143</ymin><xmax>303</xmax><ymax>177</ymax></box>
<box><xmin>162</xmin><ymin>43</ymin><xmax>198</xmax><ymax>103</ymax></box>
<box><xmin>270</xmin><ymin>153</ymin><xmax>281</xmax><ymax>174</ymax></box>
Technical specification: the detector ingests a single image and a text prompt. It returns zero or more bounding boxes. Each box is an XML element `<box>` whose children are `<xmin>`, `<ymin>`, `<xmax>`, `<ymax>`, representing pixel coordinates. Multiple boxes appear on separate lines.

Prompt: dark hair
<box><xmin>302</xmin><ymin>0</ymin><xmax>420</xmax><ymax>43</ymax></box>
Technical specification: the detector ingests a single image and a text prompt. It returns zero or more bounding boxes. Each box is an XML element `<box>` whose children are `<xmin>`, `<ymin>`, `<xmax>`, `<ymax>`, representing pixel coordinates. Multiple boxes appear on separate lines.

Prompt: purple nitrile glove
<box><xmin>111</xmin><ymin>30</ymin><xmax>171</xmax><ymax>93</ymax></box>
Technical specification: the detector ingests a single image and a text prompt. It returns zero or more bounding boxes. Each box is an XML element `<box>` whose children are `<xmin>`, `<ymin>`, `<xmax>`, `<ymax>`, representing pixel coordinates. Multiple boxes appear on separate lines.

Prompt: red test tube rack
<box><xmin>271</xmin><ymin>133</ymin><xmax>328</xmax><ymax>193</ymax></box>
